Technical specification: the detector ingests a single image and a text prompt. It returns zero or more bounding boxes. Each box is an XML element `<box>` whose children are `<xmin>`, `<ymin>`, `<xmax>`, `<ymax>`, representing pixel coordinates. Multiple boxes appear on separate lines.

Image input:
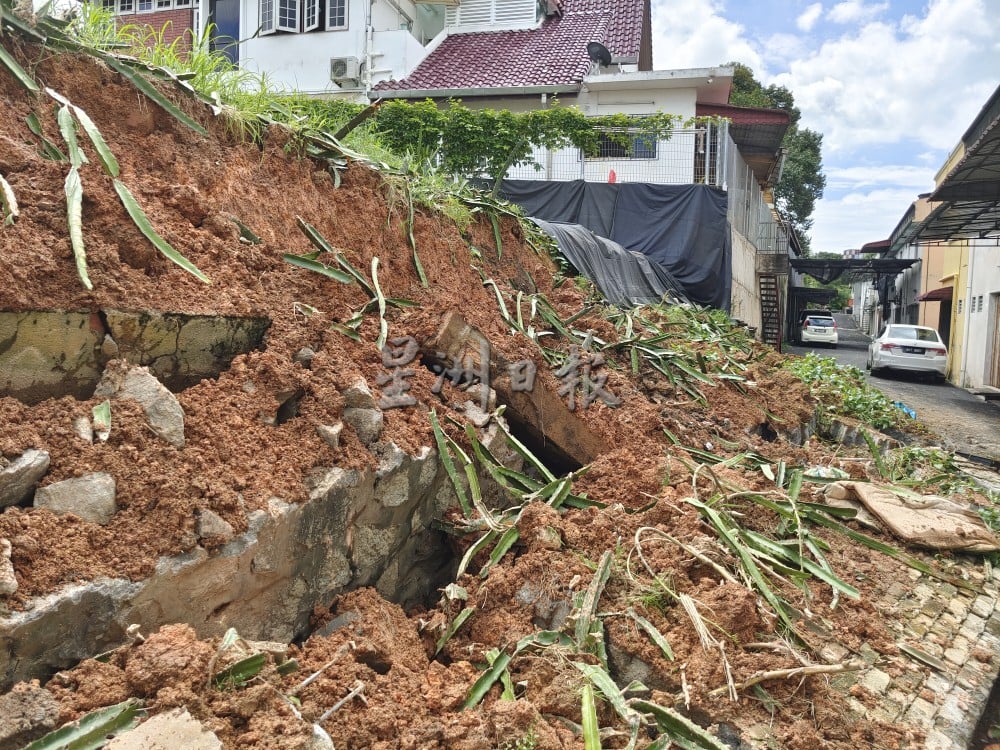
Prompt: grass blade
<box><xmin>97</xmin><ymin>53</ymin><xmax>208</xmax><ymax>136</ymax></box>
<box><xmin>628</xmin><ymin>608</ymin><xmax>674</xmax><ymax>660</ymax></box>
<box><xmin>46</xmin><ymin>89</ymin><xmax>119</xmax><ymax>177</ymax></box>
<box><xmin>24</xmin><ymin>699</ymin><xmax>142</xmax><ymax>750</ymax></box>
<box><xmin>581</xmin><ymin>683</ymin><xmax>602</xmax><ymax>750</ymax></box>
<box><xmin>462</xmin><ymin>650</ymin><xmax>512</xmax><ymax>709</ymax></box>
<box><xmin>371</xmin><ymin>256</ymin><xmax>388</xmax><ymax>351</ymax></box>
<box><xmin>212</xmin><ymin>652</ymin><xmax>266</xmax><ymax>689</ymax></box>
<box><xmin>0</xmin><ymin>42</ymin><xmax>40</xmax><ymax>92</ymax></box>
<box><xmin>435</xmin><ymin>606</ymin><xmax>475</xmax><ymax>654</ymax></box>
<box><xmin>282</xmin><ymin>253</ymin><xmax>354</xmax><ymax>283</ymax></box>
<box><xmin>430</xmin><ymin>410</ymin><xmax>472</xmax><ymax>517</ymax></box>
<box><xmin>113</xmin><ymin>179</ymin><xmax>210</xmax><ymax>284</ymax></box>
<box><xmin>576</xmin><ymin>550</ymin><xmax>613</xmax><ymax>650</ymax></box>
<box><xmin>629</xmin><ymin>700</ymin><xmax>728</xmax><ymax>750</ymax></box>
<box><xmin>25</xmin><ymin>112</ymin><xmax>67</xmax><ymax>161</ymax></box>
<box><xmin>481</xmin><ymin>526</ymin><xmax>519</xmax><ymax>578</ymax></box>
<box><xmin>64</xmin><ymin>166</ymin><xmax>92</xmax><ymax>290</ymax></box>
<box><xmin>489</xmin><ymin>212</ymin><xmax>502</xmax><ymax>260</ymax></box>
<box><xmin>57</xmin><ymin>105</ymin><xmax>87</xmax><ymax>167</ymax></box>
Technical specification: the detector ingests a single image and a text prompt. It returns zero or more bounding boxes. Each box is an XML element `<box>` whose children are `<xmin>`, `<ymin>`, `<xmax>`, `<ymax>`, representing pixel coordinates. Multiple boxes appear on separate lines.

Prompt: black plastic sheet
<box><xmin>500</xmin><ymin>180</ymin><xmax>732</xmax><ymax>310</ymax></box>
<box><xmin>530</xmin><ymin>219</ymin><xmax>689</xmax><ymax>307</ymax></box>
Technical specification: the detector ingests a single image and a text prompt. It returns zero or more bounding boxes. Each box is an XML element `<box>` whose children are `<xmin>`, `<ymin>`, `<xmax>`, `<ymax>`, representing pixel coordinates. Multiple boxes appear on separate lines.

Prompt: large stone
<box><xmin>34</xmin><ymin>472</ymin><xmax>118</xmax><ymax>525</ymax></box>
<box><xmin>343</xmin><ymin>407</ymin><xmax>383</xmax><ymax>446</ymax></box>
<box><xmin>106</xmin><ymin>707</ymin><xmax>223</xmax><ymax>750</ymax></box>
<box><xmin>342</xmin><ymin>378</ymin><xmax>378</xmax><ymax>410</ymax></box>
<box><xmin>0</xmin><ymin>449</ymin><xmax>50</xmax><ymax>508</ymax></box>
<box><xmin>196</xmin><ymin>509</ymin><xmax>235</xmax><ymax>545</ymax></box>
<box><xmin>0</xmin><ymin>680</ymin><xmax>61</xmax><ymax>750</ymax></box>
<box><xmin>94</xmin><ymin>362</ymin><xmax>185</xmax><ymax>448</ymax></box>
<box><xmin>0</xmin><ymin>539</ymin><xmax>16</xmax><ymax>598</ymax></box>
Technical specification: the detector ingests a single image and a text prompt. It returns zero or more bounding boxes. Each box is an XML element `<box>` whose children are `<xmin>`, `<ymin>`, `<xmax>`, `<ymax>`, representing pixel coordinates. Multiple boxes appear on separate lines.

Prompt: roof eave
<box><xmin>371</xmin><ymin>84</ymin><xmax>583</xmax><ymax>100</ymax></box>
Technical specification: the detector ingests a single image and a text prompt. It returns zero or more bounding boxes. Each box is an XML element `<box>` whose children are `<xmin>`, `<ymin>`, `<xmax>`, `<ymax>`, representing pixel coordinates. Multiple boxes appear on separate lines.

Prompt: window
<box><xmin>156</xmin><ymin>0</ymin><xmax>171</xmax><ymax>8</ymax></box>
<box><xmin>261</xmin><ymin>0</ymin><xmax>341</xmax><ymax>33</ymax></box>
<box><xmin>327</xmin><ymin>0</ymin><xmax>346</xmax><ymax>29</ymax></box>
<box><xmin>590</xmin><ymin>131</ymin><xmax>657</xmax><ymax>159</ymax></box>
<box><xmin>137</xmin><ymin>0</ymin><xmax>152</xmax><ymax>11</ymax></box>
<box><xmin>119</xmin><ymin>0</ymin><xmax>134</xmax><ymax>11</ymax></box>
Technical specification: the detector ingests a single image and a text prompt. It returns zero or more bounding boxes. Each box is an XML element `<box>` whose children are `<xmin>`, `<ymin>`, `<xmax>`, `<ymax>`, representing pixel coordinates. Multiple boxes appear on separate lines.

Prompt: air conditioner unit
<box><xmin>330</xmin><ymin>56</ymin><xmax>361</xmax><ymax>84</ymax></box>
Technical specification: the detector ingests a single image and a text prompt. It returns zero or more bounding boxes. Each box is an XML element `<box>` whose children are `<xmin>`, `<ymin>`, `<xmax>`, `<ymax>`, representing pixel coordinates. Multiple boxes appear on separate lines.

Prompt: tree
<box><xmin>726</xmin><ymin>62</ymin><xmax>825</xmax><ymax>255</ymax></box>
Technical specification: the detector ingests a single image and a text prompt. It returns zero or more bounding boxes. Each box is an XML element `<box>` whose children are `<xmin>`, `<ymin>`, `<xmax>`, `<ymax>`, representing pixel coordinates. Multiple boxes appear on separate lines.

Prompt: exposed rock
<box><xmin>106</xmin><ymin>707</ymin><xmax>222</xmax><ymax>750</ymax></box>
<box><xmin>316</xmin><ymin>422</ymin><xmax>343</xmax><ymax>450</ymax></box>
<box><xmin>343</xmin><ymin>407</ymin><xmax>383</xmax><ymax>446</ymax></box>
<box><xmin>72</xmin><ymin>415</ymin><xmax>94</xmax><ymax>443</ymax></box>
<box><xmin>0</xmin><ymin>449</ymin><xmax>50</xmax><ymax>509</ymax></box>
<box><xmin>196</xmin><ymin>509</ymin><xmax>235</xmax><ymax>545</ymax></box>
<box><xmin>294</xmin><ymin>347</ymin><xmax>316</xmax><ymax>368</ymax></box>
<box><xmin>342</xmin><ymin>378</ymin><xmax>377</xmax><ymax>410</ymax></box>
<box><xmin>94</xmin><ymin>362</ymin><xmax>185</xmax><ymax>448</ymax></box>
<box><xmin>34</xmin><ymin>472</ymin><xmax>118</xmax><ymax>526</ymax></box>
<box><xmin>0</xmin><ymin>680</ymin><xmax>61</xmax><ymax>750</ymax></box>
<box><xmin>0</xmin><ymin>540</ymin><xmax>16</xmax><ymax>598</ymax></box>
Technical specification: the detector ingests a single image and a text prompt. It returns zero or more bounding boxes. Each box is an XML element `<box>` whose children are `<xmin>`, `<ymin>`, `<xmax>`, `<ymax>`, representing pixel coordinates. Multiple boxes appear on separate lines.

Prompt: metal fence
<box><xmin>722</xmin><ymin>133</ymin><xmax>788</xmax><ymax>255</ymax></box>
<box><xmin>506</xmin><ymin>121</ymin><xmax>730</xmax><ymax>187</ymax></box>
<box><xmin>504</xmin><ymin>119</ymin><xmax>788</xmax><ymax>254</ymax></box>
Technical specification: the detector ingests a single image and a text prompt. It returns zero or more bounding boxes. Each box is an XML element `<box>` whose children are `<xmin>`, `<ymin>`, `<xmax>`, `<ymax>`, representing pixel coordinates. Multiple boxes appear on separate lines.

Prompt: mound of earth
<box><xmin>0</xmin><ymin>34</ymin><xmax>980</xmax><ymax>750</ymax></box>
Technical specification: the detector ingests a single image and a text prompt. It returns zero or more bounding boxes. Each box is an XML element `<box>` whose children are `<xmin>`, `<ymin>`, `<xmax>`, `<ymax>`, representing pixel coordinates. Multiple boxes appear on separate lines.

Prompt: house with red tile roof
<box><xmin>365</xmin><ymin>1</ymin><xmax>796</xmax><ymax>340</ymax></box>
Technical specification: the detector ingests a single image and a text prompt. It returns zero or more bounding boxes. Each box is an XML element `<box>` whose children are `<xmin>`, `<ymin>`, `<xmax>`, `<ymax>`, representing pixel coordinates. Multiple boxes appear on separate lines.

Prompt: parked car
<box><xmin>799</xmin><ymin>314</ymin><xmax>838</xmax><ymax>347</ymax></box>
<box><xmin>866</xmin><ymin>324</ymin><xmax>947</xmax><ymax>381</ymax></box>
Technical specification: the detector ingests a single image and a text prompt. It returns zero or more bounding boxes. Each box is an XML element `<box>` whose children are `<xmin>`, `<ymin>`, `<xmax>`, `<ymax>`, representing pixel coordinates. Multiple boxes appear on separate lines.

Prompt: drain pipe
<box><xmin>959</xmin><ymin>242</ymin><xmax>975</xmax><ymax>387</ymax></box>
<box><xmin>363</xmin><ymin>0</ymin><xmax>374</xmax><ymax>96</ymax></box>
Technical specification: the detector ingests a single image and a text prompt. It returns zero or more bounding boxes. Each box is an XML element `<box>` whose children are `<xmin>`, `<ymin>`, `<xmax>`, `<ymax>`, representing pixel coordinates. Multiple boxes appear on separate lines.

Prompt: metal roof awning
<box><xmin>917</xmin><ymin>85</ymin><xmax>1000</xmax><ymax>241</ymax></box>
<box><xmin>790</xmin><ymin>257</ymin><xmax>919</xmax><ymax>284</ymax></box>
<box><xmin>917</xmin><ymin>286</ymin><xmax>954</xmax><ymax>302</ymax></box>
<box><xmin>789</xmin><ymin>286</ymin><xmax>837</xmax><ymax>303</ymax></box>
<box><xmin>916</xmin><ymin>199</ymin><xmax>1000</xmax><ymax>242</ymax></box>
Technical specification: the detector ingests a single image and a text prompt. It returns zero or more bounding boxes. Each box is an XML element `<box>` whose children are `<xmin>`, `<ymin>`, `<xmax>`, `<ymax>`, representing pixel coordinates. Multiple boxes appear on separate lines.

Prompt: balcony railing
<box><xmin>506</xmin><ymin>121</ymin><xmax>730</xmax><ymax>187</ymax></box>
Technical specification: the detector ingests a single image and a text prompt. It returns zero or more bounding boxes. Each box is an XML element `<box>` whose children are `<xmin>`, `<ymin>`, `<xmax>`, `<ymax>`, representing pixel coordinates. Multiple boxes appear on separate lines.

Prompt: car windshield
<box><xmin>888</xmin><ymin>326</ymin><xmax>940</xmax><ymax>343</ymax></box>
<box><xmin>806</xmin><ymin>318</ymin><xmax>834</xmax><ymax>327</ymax></box>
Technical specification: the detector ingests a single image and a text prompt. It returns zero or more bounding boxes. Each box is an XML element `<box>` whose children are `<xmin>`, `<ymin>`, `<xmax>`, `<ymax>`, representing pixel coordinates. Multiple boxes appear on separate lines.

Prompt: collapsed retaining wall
<box><xmin>0</xmin><ymin>419</ymin><xmax>514</xmax><ymax>689</ymax></box>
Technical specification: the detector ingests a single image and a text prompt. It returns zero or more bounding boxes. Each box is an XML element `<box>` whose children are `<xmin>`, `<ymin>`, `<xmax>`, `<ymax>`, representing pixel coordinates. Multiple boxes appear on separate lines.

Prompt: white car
<box><xmin>800</xmin><ymin>315</ymin><xmax>838</xmax><ymax>347</ymax></box>
<box><xmin>867</xmin><ymin>324</ymin><xmax>948</xmax><ymax>380</ymax></box>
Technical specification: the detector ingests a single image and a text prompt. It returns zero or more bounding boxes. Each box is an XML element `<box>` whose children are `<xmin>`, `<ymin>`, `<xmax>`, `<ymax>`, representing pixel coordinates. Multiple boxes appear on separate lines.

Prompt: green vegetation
<box><xmin>783</xmin><ymin>352</ymin><xmax>900</xmax><ymax>430</ymax></box>
<box><xmin>727</xmin><ymin>62</ymin><xmax>825</xmax><ymax>254</ymax></box>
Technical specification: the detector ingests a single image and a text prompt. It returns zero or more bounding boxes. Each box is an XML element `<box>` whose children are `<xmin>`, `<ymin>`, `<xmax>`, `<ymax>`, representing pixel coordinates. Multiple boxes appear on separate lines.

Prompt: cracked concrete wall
<box><xmin>0</xmin><ymin>422</ymin><xmax>511</xmax><ymax>690</ymax></box>
<box><xmin>0</xmin><ymin>311</ymin><xmax>269</xmax><ymax>403</ymax></box>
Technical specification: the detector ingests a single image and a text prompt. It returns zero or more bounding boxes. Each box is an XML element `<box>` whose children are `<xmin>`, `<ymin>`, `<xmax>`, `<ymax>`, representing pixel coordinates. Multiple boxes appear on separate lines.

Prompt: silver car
<box><xmin>867</xmin><ymin>324</ymin><xmax>947</xmax><ymax>381</ymax></box>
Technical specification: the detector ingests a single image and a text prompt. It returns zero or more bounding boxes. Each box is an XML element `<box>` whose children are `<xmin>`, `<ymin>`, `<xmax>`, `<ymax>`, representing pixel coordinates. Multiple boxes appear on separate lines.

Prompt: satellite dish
<box><xmin>587</xmin><ymin>41</ymin><xmax>612</xmax><ymax>68</ymax></box>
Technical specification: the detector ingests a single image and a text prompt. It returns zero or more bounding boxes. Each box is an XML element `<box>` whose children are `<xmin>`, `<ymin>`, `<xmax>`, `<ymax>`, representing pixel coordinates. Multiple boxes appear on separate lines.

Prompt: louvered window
<box><xmin>446</xmin><ymin>0</ymin><xmax>536</xmax><ymax>27</ymax></box>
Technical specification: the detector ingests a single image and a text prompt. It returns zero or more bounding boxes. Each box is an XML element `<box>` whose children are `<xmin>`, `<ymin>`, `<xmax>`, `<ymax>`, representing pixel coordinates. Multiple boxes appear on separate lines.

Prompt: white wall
<box><xmin>730</xmin><ymin>230</ymin><xmax>759</xmax><ymax>326</ymax></box>
<box><xmin>962</xmin><ymin>242</ymin><xmax>1000</xmax><ymax>388</ymax></box>
<box><xmin>238</xmin><ymin>0</ymin><xmax>429</xmax><ymax>95</ymax></box>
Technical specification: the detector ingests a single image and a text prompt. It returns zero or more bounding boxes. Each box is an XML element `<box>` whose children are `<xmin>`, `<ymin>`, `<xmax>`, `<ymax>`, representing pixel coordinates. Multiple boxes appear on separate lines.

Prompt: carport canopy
<box><xmin>789</xmin><ymin>257</ymin><xmax>919</xmax><ymax>284</ymax></box>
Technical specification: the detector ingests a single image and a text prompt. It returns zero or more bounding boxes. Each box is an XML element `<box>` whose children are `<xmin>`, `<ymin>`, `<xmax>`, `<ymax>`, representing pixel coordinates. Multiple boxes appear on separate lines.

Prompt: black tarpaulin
<box><xmin>530</xmin><ymin>219</ymin><xmax>689</xmax><ymax>307</ymax></box>
<box><xmin>500</xmin><ymin>180</ymin><xmax>732</xmax><ymax>310</ymax></box>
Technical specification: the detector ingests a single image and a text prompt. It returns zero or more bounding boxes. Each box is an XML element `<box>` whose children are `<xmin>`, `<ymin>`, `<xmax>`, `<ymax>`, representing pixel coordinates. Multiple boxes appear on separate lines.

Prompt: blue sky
<box><xmin>649</xmin><ymin>0</ymin><xmax>1000</xmax><ymax>253</ymax></box>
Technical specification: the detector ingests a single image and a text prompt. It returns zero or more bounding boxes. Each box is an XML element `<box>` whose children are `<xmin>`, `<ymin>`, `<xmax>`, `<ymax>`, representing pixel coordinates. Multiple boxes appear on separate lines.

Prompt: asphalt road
<box><xmin>784</xmin><ymin>313</ymin><xmax>1000</xmax><ymax>463</ymax></box>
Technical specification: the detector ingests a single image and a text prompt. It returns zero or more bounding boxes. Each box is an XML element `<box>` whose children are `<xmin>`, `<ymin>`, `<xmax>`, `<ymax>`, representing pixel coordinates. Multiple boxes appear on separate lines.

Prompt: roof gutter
<box><xmin>370</xmin><ymin>84</ymin><xmax>582</xmax><ymax>100</ymax></box>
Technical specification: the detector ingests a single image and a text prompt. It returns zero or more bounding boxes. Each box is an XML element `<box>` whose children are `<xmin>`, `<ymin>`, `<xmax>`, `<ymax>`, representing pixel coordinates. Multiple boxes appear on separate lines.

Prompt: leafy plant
<box><xmin>784</xmin><ymin>352</ymin><xmax>900</xmax><ymax>430</ymax></box>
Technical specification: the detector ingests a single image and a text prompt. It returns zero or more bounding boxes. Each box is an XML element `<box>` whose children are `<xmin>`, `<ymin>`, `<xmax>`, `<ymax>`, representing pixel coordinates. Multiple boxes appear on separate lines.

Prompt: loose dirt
<box><xmin>0</xmin><ymin>38</ymin><xmax>987</xmax><ymax>749</ymax></box>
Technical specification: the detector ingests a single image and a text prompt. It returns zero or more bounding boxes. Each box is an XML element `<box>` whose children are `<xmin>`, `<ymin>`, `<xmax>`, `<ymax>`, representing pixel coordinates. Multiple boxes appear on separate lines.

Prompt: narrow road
<box><xmin>785</xmin><ymin>313</ymin><xmax>1000</xmax><ymax>464</ymax></box>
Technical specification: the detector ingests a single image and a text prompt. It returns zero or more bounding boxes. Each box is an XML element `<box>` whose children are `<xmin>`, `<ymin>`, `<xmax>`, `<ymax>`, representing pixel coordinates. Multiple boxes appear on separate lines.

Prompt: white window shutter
<box><xmin>303</xmin><ymin>0</ymin><xmax>318</xmax><ymax>31</ymax></box>
<box><xmin>277</xmin><ymin>0</ymin><xmax>298</xmax><ymax>32</ymax></box>
<box><xmin>260</xmin><ymin>0</ymin><xmax>276</xmax><ymax>34</ymax></box>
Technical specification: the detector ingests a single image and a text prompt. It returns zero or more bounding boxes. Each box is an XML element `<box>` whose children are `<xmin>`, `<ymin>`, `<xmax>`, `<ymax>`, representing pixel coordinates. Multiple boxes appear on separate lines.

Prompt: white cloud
<box><xmin>796</xmin><ymin>3</ymin><xmax>823</xmax><ymax>31</ymax></box>
<box><xmin>649</xmin><ymin>0</ymin><xmax>761</xmax><ymax>71</ymax></box>
<box><xmin>773</xmin><ymin>0</ymin><xmax>1000</xmax><ymax>153</ymax></box>
<box><xmin>824</xmin><ymin>164</ymin><xmax>936</xmax><ymax>192</ymax></box>
<box><xmin>826</xmin><ymin>1</ymin><xmax>889</xmax><ymax>24</ymax></box>
<box><xmin>810</xmin><ymin>187</ymin><xmax>920</xmax><ymax>251</ymax></box>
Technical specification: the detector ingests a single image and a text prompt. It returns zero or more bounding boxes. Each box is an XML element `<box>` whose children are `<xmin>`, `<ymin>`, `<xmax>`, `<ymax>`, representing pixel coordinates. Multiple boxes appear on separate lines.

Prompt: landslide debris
<box><xmin>0</xmin><ymin>17</ymin><xmax>992</xmax><ymax>750</ymax></box>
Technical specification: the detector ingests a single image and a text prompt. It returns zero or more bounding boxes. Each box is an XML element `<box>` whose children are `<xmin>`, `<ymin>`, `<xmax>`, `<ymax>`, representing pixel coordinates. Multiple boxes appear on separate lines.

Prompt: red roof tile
<box><xmin>374</xmin><ymin>0</ymin><xmax>646</xmax><ymax>94</ymax></box>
